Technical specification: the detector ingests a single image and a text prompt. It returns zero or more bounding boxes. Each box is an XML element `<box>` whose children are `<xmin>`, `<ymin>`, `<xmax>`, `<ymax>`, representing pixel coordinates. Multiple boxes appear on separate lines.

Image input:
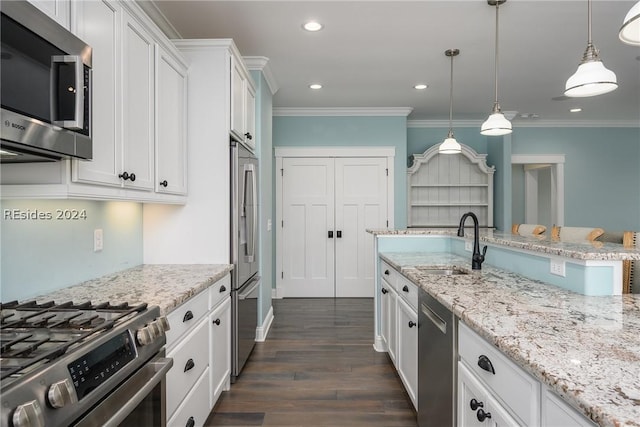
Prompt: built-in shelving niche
<box><xmin>407</xmin><ymin>144</ymin><xmax>495</xmax><ymax>228</ymax></box>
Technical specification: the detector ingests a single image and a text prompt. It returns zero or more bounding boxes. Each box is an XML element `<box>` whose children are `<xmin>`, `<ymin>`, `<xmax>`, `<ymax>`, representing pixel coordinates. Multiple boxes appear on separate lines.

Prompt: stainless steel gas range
<box><xmin>0</xmin><ymin>300</ymin><xmax>173</xmax><ymax>427</ymax></box>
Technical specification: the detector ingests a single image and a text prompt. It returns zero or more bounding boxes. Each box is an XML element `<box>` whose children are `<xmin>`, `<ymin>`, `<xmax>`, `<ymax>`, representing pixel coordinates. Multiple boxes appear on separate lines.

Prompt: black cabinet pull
<box><xmin>408</xmin><ymin>321</ymin><xmax>416</xmax><ymax>328</ymax></box>
<box><xmin>183</xmin><ymin>310</ymin><xmax>194</xmax><ymax>322</ymax></box>
<box><xmin>381</xmin><ymin>288</ymin><xmax>388</xmax><ymax>295</ymax></box>
<box><xmin>219</xmin><ymin>285</ymin><xmax>226</xmax><ymax>292</ymax></box>
<box><xmin>212</xmin><ymin>318</ymin><xmax>221</xmax><ymax>326</ymax></box>
<box><xmin>476</xmin><ymin>409</ymin><xmax>492</xmax><ymax>422</ymax></box>
<box><xmin>402</xmin><ymin>285</ymin><xmax>409</xmax><ymax>292</ymax></box>
<box><xmin>119</xmin><ymin>171</ymin><xmax>136</xmax><ymax>181</ymax></box>
<box><xmin>185</xmin><ymin>416</ymin><xmax>195</xmax><ymax>427</ymax></box>
<box><xmin>244</xmin><ymin>132</ymin><xmax>253</xmax><ymax>140</ymax></box>
<box><xmin>477</xmin><ymin>355</ymin><xmax>496</xmax><ymax>374</ymax></box>
<box><xmin>384</xmin><ymin>269</ymin><xmax>390</xmax><ymax>275</ymax></box>
<box><xmin>336</xmin><ymin>230</ymin><xmax>342</xmax><ymax>238</ymax></box>
<box><xmin>328</xmin><ymin>231</ymin><xmax>334</xmax><ymax>238</ymax></box>
<box><xmin>470</xmin><ymin>399</ymin><xmax>484</xmax><ymax>411</ymax></box>
<box><xmin>160</xmin><ymin>180</ymin><xmax>168</xmax><ymax>187</ymax></box>
<box><xmin>184</xmin><ymin>358</ymin><xmax>195</xmax><ymax>372</ymax></box>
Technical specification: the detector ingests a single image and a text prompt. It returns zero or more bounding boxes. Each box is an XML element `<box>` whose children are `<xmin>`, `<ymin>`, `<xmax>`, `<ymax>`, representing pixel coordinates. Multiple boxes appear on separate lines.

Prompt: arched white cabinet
<box><xmin>407</xmin><ymin>144</ymin><xmax>495</xmax><ymax>228</ymax></box>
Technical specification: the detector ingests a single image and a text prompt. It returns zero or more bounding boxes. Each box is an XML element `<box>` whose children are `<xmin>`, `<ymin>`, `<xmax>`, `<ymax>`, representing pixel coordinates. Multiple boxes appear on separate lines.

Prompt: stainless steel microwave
<box><xmin>0</xmin><ymin>1</ymin><xmax>92</xmax><ymax>163</ymax></box>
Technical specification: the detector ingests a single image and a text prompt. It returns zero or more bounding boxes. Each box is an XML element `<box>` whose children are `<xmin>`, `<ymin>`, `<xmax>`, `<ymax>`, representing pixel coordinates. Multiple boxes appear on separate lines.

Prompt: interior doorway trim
<box><xmin>511</xmin><ymin>154</ymin><xmax>565</xmax><ymax>227</ymax></box>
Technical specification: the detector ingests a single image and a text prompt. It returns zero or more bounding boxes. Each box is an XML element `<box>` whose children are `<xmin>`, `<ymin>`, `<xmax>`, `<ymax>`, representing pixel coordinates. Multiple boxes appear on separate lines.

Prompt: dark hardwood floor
<box><xmin>205</xmin><ymin>298</ymin><xmax>417</xmax><ymax>426</ymax></box>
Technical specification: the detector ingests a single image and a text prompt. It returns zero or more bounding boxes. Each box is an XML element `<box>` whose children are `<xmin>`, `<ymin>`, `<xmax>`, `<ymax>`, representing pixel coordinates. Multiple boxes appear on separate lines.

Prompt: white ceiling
<box><xmin>143</xmin><ymin>0</ymin><xmax>640</xmax><ymax>124</ymax></box>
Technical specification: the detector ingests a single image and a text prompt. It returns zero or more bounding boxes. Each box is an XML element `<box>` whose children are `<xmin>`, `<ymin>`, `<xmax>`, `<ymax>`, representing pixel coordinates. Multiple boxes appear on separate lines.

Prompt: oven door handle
<box><xmin>74</xmin><ymin>356</ymin><xmax>173</xmax><ymax>427</ymax></box>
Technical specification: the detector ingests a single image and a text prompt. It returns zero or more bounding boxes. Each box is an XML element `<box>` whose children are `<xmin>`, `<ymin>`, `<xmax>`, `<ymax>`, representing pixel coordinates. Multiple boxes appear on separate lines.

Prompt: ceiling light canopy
<box><xmin>309</xmin><ymin>84</ymin><xmax>322</xmax><ymax>90</ymax></box>
<box><xmin>303</xmin><ymin>21</ymin><xmax>323</xmax><ymax>32</ymax></box>
<box><xmin>619</xmin><ymin>1</ymin><xmax>640</xmax><ymax>45</ymax></box>
<box><xmin>414</xmin><ymin>84</ymin><xmax>428</xmax><ymax>90</ymax></box>
<box><xmin>565</xmin><ymin>0</ymin><xmax>617</xmax><ymax>97</ymax></box>
<box><xmin>481</xmin><ymin>0</ymin><xmax>512</xmax><ymax>137</ymax></box>
<box><xmin>439</xmin><ymin>49</ymin><xmax>461</xmax><ymax>154</ymax></box>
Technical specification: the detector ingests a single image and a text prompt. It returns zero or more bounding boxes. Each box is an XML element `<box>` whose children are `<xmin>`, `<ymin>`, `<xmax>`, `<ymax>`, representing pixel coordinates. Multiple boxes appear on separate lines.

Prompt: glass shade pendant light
<box><xmin>439</xmin><ymin>49</ymin><xmax>462</xmax><ymax>154</ymax></box>
<box><xmin>565</xmin><ymin>0</ymin><xmax>617</xmax><ymax>97</ymax></box>
<box><xmin>481</xmin><ymin>0</ymin><xmax>512</xmax><ymax>136</ymax></box>
<box><xmin>619</xmin><ymin>1</ymin><xmax>640</xmax><ymax>45</ymax></box>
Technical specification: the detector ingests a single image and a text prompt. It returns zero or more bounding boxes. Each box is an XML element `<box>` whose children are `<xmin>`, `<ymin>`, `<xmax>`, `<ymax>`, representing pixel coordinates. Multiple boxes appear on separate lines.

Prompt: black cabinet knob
<box><xmin>328</xmin><ymin>231</ymin><xmax>334</xmax><ymax>238</ymax></box>
<box><xmin>384</xmin><ymin>270</ymin><xmax>390</xmax><ymax>275</ymax></box>
<box><xmin>478</xmin><ymin>355</ymin><xmax>496</xmax><ymax>374</ymax></box>
<box><xmin>118</xmin><ymin>172</ymin><xmax>136</xmax><ymax>182</ymax></box>
<box><xmin>402</xmin><ymin>285</ymin><xmax>409</xmax><ymax>292</ymax></box>
<box><xmin>184</xmin><ymin>358</ymin><xmax>195</xmax><ymax>372</ymax></box>
<box><xmin>381</xmin><ymin>288</ymin><xmax>388</xmax><ymax>295</ymax></box>
<box><xmin>220</xmin><ymin>285</ymin><xmax>226</xmax><ymax>293</ymax></box>
<box><xmin>408</xmin><ymin>321</ymin><xmax>416</xmax><ymax>328</ymax></box>
<box><xmin>336</xmin><ymin>230</ymin><xmax>342</xmax><ymax>238</ymax></box>
<box><xmin>476</xmin><ymin>409</ymin><xmax>492</xmax><ymax>422</ymax></box>
<box><xmin>129</xmin><ymin>173</ymin><xmax>136</xmax><ymax>182</ymax></box>
<box><xmin>183</xmin><ymin>310</ymin><xmax>194</xmax><ymax>323</ymax></box>
<box><xmin>186</xmin><ymin>416</ymin><xmax>195</xmax><ymax>427</ymax></box>
<box><xmin>160</xmin><ymin>180</ymin><xmax>168</xmax><ymax>187</ymax></box>
<box><xmin>470</xmin><ymin>398</ymin><xmax>484</xmax><ymax>411</ymax></box>
<box><xmin>244</xmin><ymin>132</ymin><xmax>253</xmax><ymax>140</ymax></box>
<box><xmin>212</xmin><ymin>318</ymin><xmax>221</xmax><ymax>326</ymax></box>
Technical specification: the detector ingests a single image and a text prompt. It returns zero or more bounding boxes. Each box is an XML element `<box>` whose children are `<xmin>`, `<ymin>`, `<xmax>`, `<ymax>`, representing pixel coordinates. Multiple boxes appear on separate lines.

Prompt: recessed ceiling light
<box><xmin>414</xmin><ymin>84</ymin><xmax>428</xmax><ymax>90</ymax></box>
<box><xmin>570</xmin><ymin>108</ymin><xmax>582</xmax><ymax>113</ymax></box>
<box><xmin>303</xmin><ymin>21</ymin><xmax>323</xmax><ymax>32</ymax></box>
<box><xmin>309</xmin><ymin>84</ymin><xmax>322</xmax><ymax>90</ymax></box>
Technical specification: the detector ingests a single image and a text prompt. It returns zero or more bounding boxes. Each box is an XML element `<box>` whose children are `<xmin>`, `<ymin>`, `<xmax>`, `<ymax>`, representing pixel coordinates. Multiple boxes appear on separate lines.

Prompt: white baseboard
<box><xmin>255</xmin><ymin>305</ymin><xmax>274</xmax><ymax>342</ymax></box>
<box><xmin>373</xmin><ymin>335</ymin><xmax>387</xmax><ymax>353</ymax></box>
<box><xmin>272</xmin><ymin>287</ymin><xmax>283</xmax><ymax>299</ymax></box>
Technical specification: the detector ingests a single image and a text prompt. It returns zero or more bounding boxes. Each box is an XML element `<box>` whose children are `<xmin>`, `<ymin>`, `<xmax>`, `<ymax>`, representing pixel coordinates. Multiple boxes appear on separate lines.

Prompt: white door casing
<box><xmin>275</xmin><ymin>147</ymin><xmax>395</xmax><ymax>299</ymax></box>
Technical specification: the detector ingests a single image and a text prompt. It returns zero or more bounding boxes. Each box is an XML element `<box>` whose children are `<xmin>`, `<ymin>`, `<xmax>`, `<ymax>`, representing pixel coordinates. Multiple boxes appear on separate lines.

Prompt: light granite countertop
<box><xmin>369</xmin><ymin>229</ymin><xmax>640</xmax><ymax>261</ymax></box>
<box><xmin>380</xmin><ymin>251</ymin><xmax>640</xmax><ymax>427</ymax></box>
<box><xmin>31</xmin><ymin>264</ymin><xmax>233</xmax><ymax>316</ymax></box>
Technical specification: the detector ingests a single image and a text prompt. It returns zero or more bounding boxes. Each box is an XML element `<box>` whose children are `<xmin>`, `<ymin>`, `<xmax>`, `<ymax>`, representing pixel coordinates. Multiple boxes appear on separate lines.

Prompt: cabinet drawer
<box><xmin>542</xmin><ymin>388</ymin><xmax>596</xmax><ymax>427</ymax></box>
<box><xmin>168</xmin><ymin>367</ymin><xmax>211</xmax><ymax>427</ymax></box>
<box><xmin>209</xmin><ymin>274</ymin><xmax>231</xmax><ymax>309</ymax></box>
<box><xmin>166</xmin><ymin>289</ymin><xmax>209</xmax><ymax>349</ymax></box>
<box><xmin>458</xmin><ymin>322</ymin><xmax>540</xmax><ymax>425</ymax></box>
<box><xmin>380</xmin><ymin>260</ymin><xmax>398</xmax><ymax>290</ymax></box>
<box><xmin>166</xmin><ymin>318</ymin><xmax>209</xmax><ymax>418</ymax></box>
<box><xmin>397</xmin><ymin>275</ymin><xmax>418</xmax><ymax>311</ymax></box>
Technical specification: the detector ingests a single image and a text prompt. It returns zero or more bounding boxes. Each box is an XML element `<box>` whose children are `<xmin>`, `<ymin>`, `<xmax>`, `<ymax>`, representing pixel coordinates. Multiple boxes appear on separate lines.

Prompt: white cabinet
<box><xmin>407</xmin><ymin>144</ymin><xmax>495</xmax><ymax>227</ymax></box>
<box><xmin>542</xmin><ymin>389</ymin><xmax>597</xmax><ymax>427</ymax></box>
<box><xmin>155</xmin><ymin>45</ymin><xmax>188</xmax><ymax>195</ymax></box>
<box><xmin>380</xmin><ymin>262</ymin><xmax>398</xmax><ymax>364</ymax></box>
<box><xmin>165</xmin><ymin>273</ymin><xmax>231</xmax><ymax>423</ymax></box>
<box><xmin>121</xmin><ymin>9</ymin><xmax>155</xmax><ymax>192</ymax></box>
<box><xmin>230</xmin><ymin>54</ymin><xmax>255</xmax><ymax>148</ymax></box>
<box><xmin>397</xmin><ymin>297</ymin><xmax>418</xmax><ymax>409</ymax></box>
<box><xmin>28</xmin><ymin>0</ymin><xmax>70</xmax><ymax>29</ymax></box>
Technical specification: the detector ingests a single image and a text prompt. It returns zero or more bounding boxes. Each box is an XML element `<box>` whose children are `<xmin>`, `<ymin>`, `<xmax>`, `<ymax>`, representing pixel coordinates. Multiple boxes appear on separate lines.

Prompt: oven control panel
<box><xmin>67</xmin><ymin>331</ymin><xmax>137</xmax><ymax>400</ymax></box>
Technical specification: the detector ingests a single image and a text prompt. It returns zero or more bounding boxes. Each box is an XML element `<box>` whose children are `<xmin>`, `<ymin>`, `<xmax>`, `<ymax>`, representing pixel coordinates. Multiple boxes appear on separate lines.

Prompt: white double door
<box><xmin>279</xmin><ymin>156</ymin><xmax>389</xmax><ymax>298</ymax></box>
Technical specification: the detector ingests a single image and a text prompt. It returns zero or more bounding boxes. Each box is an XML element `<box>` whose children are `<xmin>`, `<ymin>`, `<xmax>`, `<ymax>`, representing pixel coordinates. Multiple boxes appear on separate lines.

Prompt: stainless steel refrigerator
<box><xmin>230</xmin><ymin>139</ymin><xmax>260</xmax><ymax>382</ymax></box>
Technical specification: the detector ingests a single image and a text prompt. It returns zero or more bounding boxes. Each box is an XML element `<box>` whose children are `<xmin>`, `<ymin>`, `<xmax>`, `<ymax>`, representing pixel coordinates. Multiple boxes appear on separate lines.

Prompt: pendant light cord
<box><xmin>493</xmin><ymin>1</ymin><xmax>500</xmax><ymax>106</ymax></box>
<box><xmin>448</xmin><ymin>53</ymin><xmax>454</xmax><ymax>135</ymax></box>
<box><xmin>587</xmin><ymin>0</ymin><xmax>592</xmax><ymax>44</ymax></box>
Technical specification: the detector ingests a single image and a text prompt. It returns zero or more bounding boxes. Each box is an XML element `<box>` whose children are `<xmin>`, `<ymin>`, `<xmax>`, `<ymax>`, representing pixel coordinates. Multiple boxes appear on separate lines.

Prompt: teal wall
<box><xmin>511</xmin><ymin>127</ymin><xmax>640</xmax><ymax>230</ymax></box>
<box><xmin>251</xmin><ymin>70</ymin><xmax>274</xmax><ymax>327</ymax></box>
<box><xmin>1</xmin><ymin>200</ymin><xmax>143</xmax><ymax>301</ymax></box>
<box><xmin>486</xmin><ymin>135</ymin><xmax>512</xmax><ymax>232</ymax></box>
<box><xmin>273</xmin><ymin>115</ymin><xmax>408</xmax><ymax>228</ymax></box>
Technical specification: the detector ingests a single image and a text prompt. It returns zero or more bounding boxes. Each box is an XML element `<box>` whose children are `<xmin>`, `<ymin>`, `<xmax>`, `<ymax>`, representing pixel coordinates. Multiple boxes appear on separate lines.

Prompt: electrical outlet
<box><xmin>94</xmin><ymin>229</ymin><xmax>103</xmax><ymax>252</ymax></box>
<box><xmin>464</xmin><ymin>241</ymin><xmax>473</xmax><ymax>252</ymax></box>
<box><xmin>550</xmin><ymin>259</ymin><xmax>565</xmax><ymax>277</ymax></box>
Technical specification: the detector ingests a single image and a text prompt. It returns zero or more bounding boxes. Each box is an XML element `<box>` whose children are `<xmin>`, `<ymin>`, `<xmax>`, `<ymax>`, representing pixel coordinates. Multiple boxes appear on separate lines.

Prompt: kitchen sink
<box><xmin>415</xmin><ymin>267</ymin><xmax>470</xmax><ymax>276</ymax></box>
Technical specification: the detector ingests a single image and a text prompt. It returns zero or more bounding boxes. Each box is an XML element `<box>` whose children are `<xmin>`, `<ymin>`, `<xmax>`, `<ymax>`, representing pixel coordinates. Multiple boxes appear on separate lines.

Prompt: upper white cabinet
<box><xmin>230</xmin><ymin>54</ymin><xmax>256</xmax><ymax>149</ymax></box>
<box><xmin>28</xmin><ymin>0</ymin><xmax>70</xmax><ymax>29</ymax></box>
<box><xmin>407</xmin><ymin>144</ymin><xmax>495</xmax><ymax>228</ymax></box>
<box><xmin>1</xmin><ymin>1</ymin><xmax>187</xmax><ymax>204</ymax></box>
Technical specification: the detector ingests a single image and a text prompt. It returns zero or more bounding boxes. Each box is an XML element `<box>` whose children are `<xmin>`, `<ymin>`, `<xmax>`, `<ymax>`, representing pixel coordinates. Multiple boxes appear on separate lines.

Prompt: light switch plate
<box><xmin>550</xmin><ymin>259</ymin><xmax>565</xmax><ymax>277</ymax></box>
<box><xmin>94</xmin><ymin>229</ymin><xmax>103</xmax><ymax>252</ymax></box>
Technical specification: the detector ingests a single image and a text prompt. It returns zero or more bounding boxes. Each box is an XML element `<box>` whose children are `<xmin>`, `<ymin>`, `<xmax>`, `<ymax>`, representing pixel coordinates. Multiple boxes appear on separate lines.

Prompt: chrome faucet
<box><xmin>457</xmin><ymin>212</ymin><xmax>487</xmax><ymax>270</ymax></box>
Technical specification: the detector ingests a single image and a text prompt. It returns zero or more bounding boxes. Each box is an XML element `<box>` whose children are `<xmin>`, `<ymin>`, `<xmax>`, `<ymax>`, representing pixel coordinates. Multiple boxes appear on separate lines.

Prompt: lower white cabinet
<box><xmin>380</xmin><ymin>275</ymin><xmax>397</xmax><ymax>364</ymax></box>
<box><xmin>165</xmin><ymin>273</ymin><xmax>231</xmax><ymax>423</ymax></box>
<box><xmin>396</xmin><ymin>297</ymin><xmax>418</xmax><ymax>409</ymax></box>
<box><xmin>542</xmin><ymin>389</ymin><xmax>597</xmax><ymax>427</ymax></box>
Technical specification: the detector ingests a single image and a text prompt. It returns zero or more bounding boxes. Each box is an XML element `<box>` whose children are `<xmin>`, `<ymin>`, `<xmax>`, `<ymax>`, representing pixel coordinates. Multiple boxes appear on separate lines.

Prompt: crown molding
<box><xmin>244</xmin><ymin>56</ymin><xmax>279</xmax><ymax>95</ymax></box>
<box><xmin>273</xmin><ymin>107</ymin><xmax>413</xmax><ymax>117</ymax></box>
<box><xmin>135</xmin><ymin>1</ymin><xmax>182</xmax><ymax>39</ymax></box>
<box><xmin>408</xmin><ymin>119</ymin><xmax>639</xmax><ymax>128</ymax></box>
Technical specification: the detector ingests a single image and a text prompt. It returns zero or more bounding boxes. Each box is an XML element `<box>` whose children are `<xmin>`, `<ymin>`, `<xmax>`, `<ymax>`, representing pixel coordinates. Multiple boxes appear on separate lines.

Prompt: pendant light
<box><xmin>439</xmin><ymin>49</ymin><xmax>462</xmax><ymax>154</ymax></box>
<box><xmin>619</xmin><ymin>1</ymin><xmax>640</xmax><ymax>45</ymax></box>
<box><xmin>565</xmin><ymin>0</ymin><xmax>617</xmax><ymax>97</ymax></box>
<box><xmin>481</xmin><ymin>0</ymin><xmax>512</xmax><ymax>136</ymax></box>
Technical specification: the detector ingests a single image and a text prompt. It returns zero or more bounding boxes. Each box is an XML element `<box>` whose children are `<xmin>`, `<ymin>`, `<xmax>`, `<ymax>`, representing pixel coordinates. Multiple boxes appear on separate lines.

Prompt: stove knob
<box><xmin>157</xmin><ymin>316</ymin><xmax>170</xmax><ymax>332</ymax></box>
<box><xmin>12</xmin><ymin>400</ymin><xmax>44</xmax><ymax>427</ymax></box>
<box><xmin>47</xmin><ymin>378</ymin><xmax>78</xmax><ymax>409</ymax></box>
<box><xmin>136</xmin><ymin>326</ymin><xmax>153</xmax><ymax>346</ymax></box>
<box><xmin>149</xmin><ymin>321</ymin><xmax>162</xmax><ymax>338</ymax></box>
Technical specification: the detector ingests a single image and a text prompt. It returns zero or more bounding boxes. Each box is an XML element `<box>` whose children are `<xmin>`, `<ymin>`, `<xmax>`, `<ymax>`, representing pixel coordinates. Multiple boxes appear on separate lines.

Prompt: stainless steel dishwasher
<box><xmin>418</xmin><ymin>288</ymin><xmax>457</xmax><ymax>426</ymax></box>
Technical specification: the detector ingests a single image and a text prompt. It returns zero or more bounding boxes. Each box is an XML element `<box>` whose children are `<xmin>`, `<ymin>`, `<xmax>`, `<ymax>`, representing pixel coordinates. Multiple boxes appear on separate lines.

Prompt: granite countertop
<box><xmin>33</xmin><ymin>264</ymin><xmax>233</xmax><ymax>315</ymax></box>
<box><xmin>369</xmin><ymin>229</ymin><xmax>640</xmax><ymax>261</ymax></box>
<box><xmin>380</xmin><ymin>251</ymin><xmax>640</xmax><ymax>427</ymax></box>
